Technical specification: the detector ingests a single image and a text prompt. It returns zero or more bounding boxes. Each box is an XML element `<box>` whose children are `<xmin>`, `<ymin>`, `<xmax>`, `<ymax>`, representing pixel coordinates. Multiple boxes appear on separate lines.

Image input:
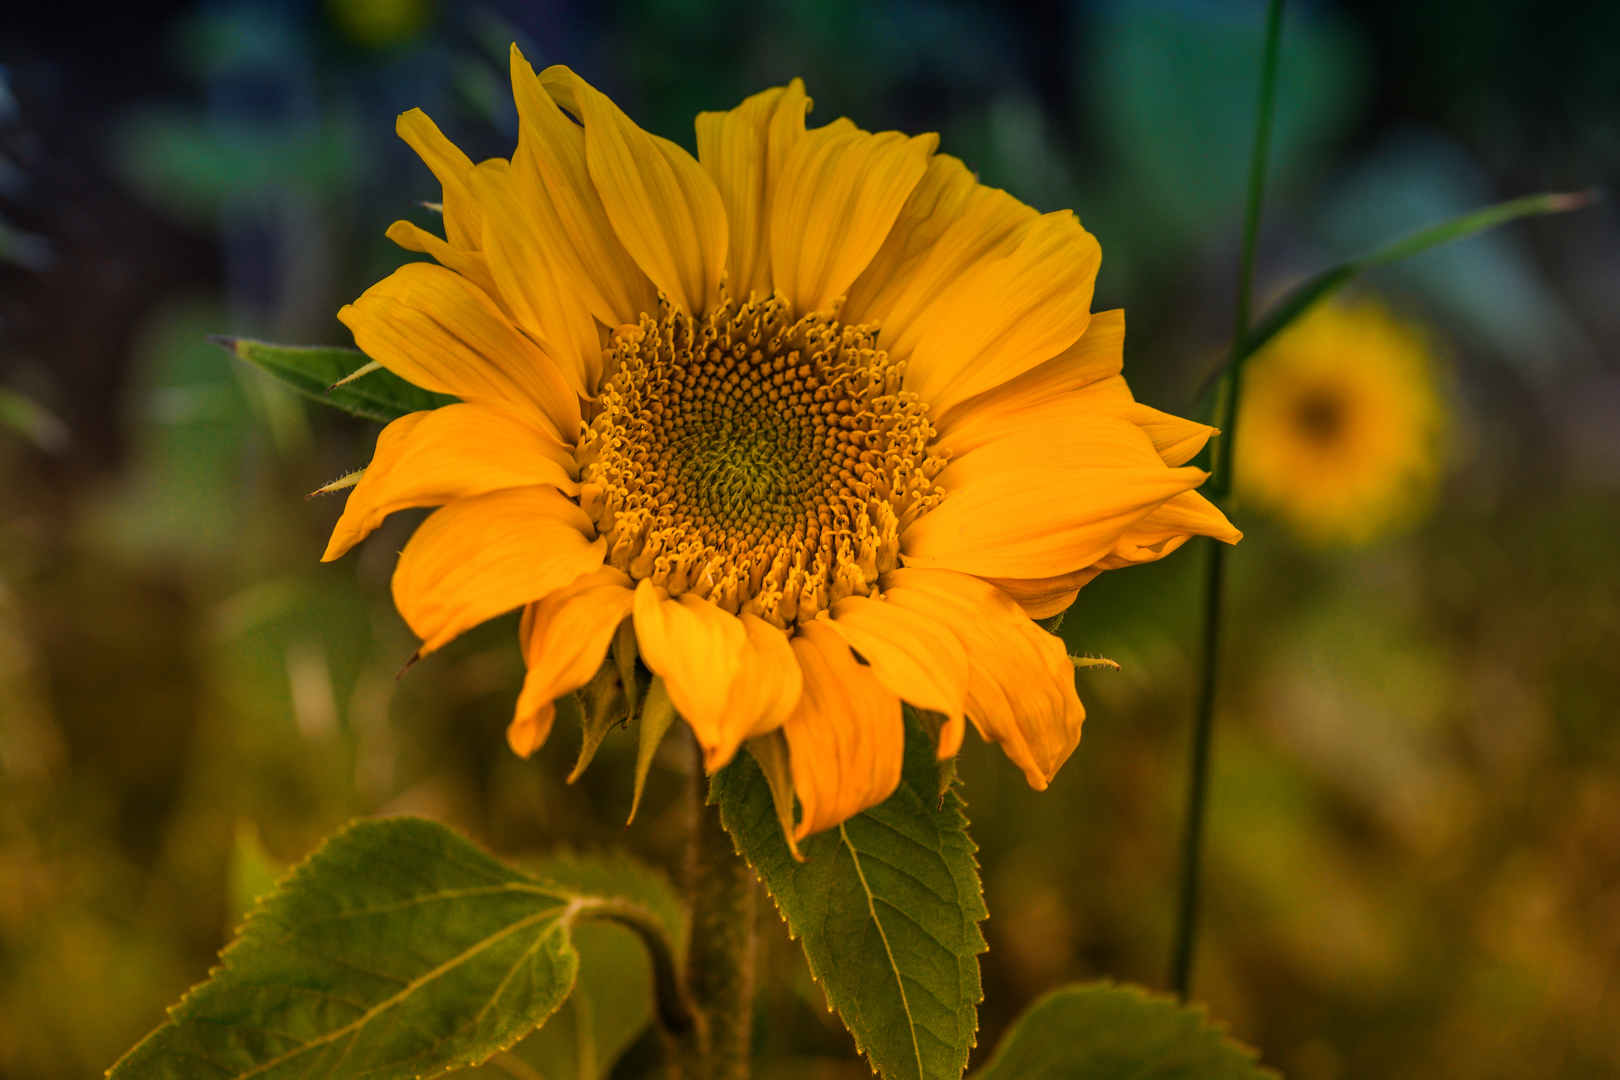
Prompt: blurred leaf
<box><xmin>210</xmin><ymin>336</ymin><xmax>456</xmax><ymax>423</ymax></box>
<box><xmin>969</xmin><ymin>982</ymin><xmax>1273</xmax><ymax>1080</ymax></box>
<box><xmin>0</xmin><ymin>385</ymin><xmax>70</xmax><ymax>452</ymax></box>
<box><xmin>110</xmin><ymin>817</ymin><xmax>679</xmax><ymax>1080</ymax></box>
<box><xmin>713</xmin><ymin>716</ymin><xmax>986</xmax><ymax>1080</ymax></box>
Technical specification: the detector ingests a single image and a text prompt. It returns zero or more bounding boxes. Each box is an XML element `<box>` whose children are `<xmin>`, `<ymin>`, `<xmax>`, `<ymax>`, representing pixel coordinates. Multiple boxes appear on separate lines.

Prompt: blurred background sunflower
<box><xmin>1236</xmin><ymin>296</ymin><xmax>1444</xmax><ymax>545</ymax></box>
<box><xmin>1</xmin><ymin>1</ymin><xmax>1618</xmax><ymax>1079</ymax></box>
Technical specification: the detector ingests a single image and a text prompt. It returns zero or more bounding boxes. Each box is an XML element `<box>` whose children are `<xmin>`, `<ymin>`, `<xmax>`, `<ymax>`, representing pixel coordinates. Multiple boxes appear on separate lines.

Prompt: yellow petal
<box><xmin>903</xmin><ymin>416</ymin><xmax>1208</xmax><ymax>578</ymax></box>
<box><xmin>1128</xmin><ymin>404</ymin><xmax>1218</xmax><ymax>467</ymax></box>
<box><xmin>384</xmin><ymin>220</ymin><xmax>501</xmax><ymax>305</ymax></box>
<box><xmin>846</xmin><ymin>157</ymin><xmax>1037</xmax><ymax>338</ymax></box>
<box><xmin>695</xmin><ymin>81</ymin><xmax>802</xmax><ymax>303</ymax></box>
<box><xmin>979</xmin><ymin>568</ymin><xmax>1103</xmax><ymax>621</ymax></box>
<box><xmin>1092</xmin><ymin>489</ymin><xmax>1241</xmax><ymax>570</ymax></box>
<box><xmin>935</xmin><ymin>307</ymin><xmax>1126</xmax><ymax>435</ymax></box>
<box><xmin>323</xmin><ymin>403</ymin><xmax>577</xmax><ymax>562</ymax></box>
<box><xmin>827</xmin><ymin>595</ymin><xmax>966</xmax><ymax>733</ymax></box>
<box><xmin>631</xmin><ymin>581</ymin><xmax>748</xmax><ymax>763</ymax></box>
<box><xmin>882</xmin><ymin>567</ymin><xmax>1083</xmax><ymax>789</ymax></box>
<box><xmin>509</xmin><ymin>48</ymin><xmax>657</xmax><ymax>327</ymax></box>
<box><xmin>768</xmin><ymin>121</ymin><xmax>935</xmax><ymax>314</ymax></box>
<box><xmin>508</xmin><ymin>566</ymin><xmax>635</xmax><ymax>759</ymax></box>
<box><xmin>392</xmin><ymin>486</ymin><xmax>605</xmax><ymax>654</ymax></box>
<box><xmin>396</xmin><ymin>108</ymin><xmax>482</xmax><ymax>252</ymax></box>
<box><xmin>902</xmin><ymin>210</ymin><xmax>1101</xmax><ymax>419</ymax></box>
<box><xmin>711</xmin><ymin>614</ymin><xmax>804</xmax><ymax>770</ymax></box>
<box><xmin>467</xmin><ymin>162</ymin><xmax>602</xmax><ymax>397</ymax></box>
<box><xmin>544</xmin><ymin>66</ymin><xmax>727</xmax><ymax>315</ymax></box>
<box><xmin>339</xmin><ymin>261</ymin><xmax>581</xmax><ymax>438</ymax></box>
<box><xmin>782</xmin><ymin>620</ymin><xmax>904</xmax><ymax>838</ymax></box>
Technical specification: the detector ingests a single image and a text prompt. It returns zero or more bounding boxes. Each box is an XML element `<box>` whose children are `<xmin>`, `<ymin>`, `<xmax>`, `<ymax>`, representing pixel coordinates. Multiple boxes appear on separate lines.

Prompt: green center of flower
<box><xmin>576</xmin><ymin>293</ymin><xmax>947</xmax><ymax>628</ymax></box>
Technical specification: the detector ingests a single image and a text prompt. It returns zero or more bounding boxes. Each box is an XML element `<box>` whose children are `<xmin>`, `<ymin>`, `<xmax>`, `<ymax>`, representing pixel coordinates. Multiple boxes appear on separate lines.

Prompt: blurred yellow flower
<box><xmin>1236</xmin><ymin>297</ymin><xmax>1442</xmax><ymax>545</ymax></box>
<box><xmin>325</xmin><ymin>49</ymin><xmax>1239</xmax><ymax>836</ymax></box>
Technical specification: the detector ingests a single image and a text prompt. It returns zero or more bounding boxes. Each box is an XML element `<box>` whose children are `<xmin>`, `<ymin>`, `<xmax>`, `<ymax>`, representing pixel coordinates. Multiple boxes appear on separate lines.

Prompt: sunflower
<box><xmin>323</xmin><ymin>50</ymin><xmax>1240</xmax><ymax>838</ymax></box>
<box><xmin>1236</xmin><ymin>296</ymin><xmax>1442</xmax><ymax>546</ymax></box>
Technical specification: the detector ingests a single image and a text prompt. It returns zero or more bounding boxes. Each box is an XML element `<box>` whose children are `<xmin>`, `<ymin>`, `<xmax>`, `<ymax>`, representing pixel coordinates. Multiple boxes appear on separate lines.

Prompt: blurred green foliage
<box><xmin>1</xmin><ymin>0</ymin><xmax>1617</xmax><ymax>1077</ymax></box>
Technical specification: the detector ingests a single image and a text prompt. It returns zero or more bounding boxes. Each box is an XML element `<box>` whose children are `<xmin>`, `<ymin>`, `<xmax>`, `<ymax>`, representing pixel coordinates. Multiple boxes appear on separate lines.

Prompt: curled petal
<box><xmin>339</xmin><ymin>261</ymin><xmax>581</xmax><ymax>438</ymax></box>
<box><xmin>323</xmin><ymin>403</ymin><xmax>577</xmax><ymax>562</ymax></box>
<box><xmin>508</xmin><ymin>566</ymin><xmax>635</xmax><ymax>759</ymax></box>
<box><xmin>631</xmin><ymin>582</ymin><xmax>748</xmax><ymax>765</ymax></box>
<box><xmin>393</xmin><ymin>486</ymin><xmax>605</xmax><ymax>654</ymax></box>
<box><xmin>828</xmin><ymin>595</ymin><xmax>966</xmax><ymax>751</ymax></box>
<box><xmin>882</xmin><ymin>567</ymin><xmax>1083</xmax><ymax>789</ymax></box>
<box><xmin>782</xmin><ymin>620</ymin><xmax>904</xmax><ymax>838</ymax></box>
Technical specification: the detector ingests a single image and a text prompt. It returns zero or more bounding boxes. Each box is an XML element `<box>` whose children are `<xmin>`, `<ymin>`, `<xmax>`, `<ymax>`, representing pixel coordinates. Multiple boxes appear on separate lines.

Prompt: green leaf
<box><xmin>452</xmin><ymin>852</ymin><xmax>686</xmax><ymax>1080</ymax></box>
<box><xmin>970</xmin><ymin>982</ymin><xmax>1275</xmax><ymax>1080</ymax></box>
<box><xmin>209</xmin><ymin>336</ymin><xmax>457</xmax><ymax>423</ymax></box>
<box><xmin>713</xmin><ymin>716</ymin><xmax>987</xmax><ymax>1080</ymax></box>
<box><xmin>109</xmin><ymin>818</ymin><xmax>661</xmax><ymax>1080</ymax></box>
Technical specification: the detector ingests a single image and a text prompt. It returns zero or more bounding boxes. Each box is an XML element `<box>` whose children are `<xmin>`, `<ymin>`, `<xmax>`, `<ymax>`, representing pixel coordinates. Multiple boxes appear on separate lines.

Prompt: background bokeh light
<box><xmin>1</xmin><ymin>1</ymin><xmax>1617</xmax><ymax>1077</ymax></box>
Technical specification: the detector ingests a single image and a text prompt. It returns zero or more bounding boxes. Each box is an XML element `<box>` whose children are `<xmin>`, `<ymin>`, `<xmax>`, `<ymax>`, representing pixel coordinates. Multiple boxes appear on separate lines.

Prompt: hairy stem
<box><xmin>668</xmin><ymin>734</ymin><xmax>757</xmax><ymax>1080</ymax></box>
<box><xmin>1169</xmin><ymin>0</ymin><xmax>1285</xmax><ymax>1003</ymax></box>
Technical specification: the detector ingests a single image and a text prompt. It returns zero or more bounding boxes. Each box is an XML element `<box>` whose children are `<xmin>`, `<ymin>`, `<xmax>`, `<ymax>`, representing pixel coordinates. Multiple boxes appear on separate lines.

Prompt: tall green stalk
<box><xmin>1168</xmin><ymin>0</ymin><xmax>1286</xmax><ymax>1002</ymax></box>
<box><xmin>668</xmin><ymin>738</ymin><xmax>758</xmax><ymax>1080</ymax></box>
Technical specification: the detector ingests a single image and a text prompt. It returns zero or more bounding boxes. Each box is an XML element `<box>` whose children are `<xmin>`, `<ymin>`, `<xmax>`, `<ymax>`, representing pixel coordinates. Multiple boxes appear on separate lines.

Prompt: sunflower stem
<box><xmin>669</xmin><ymin>732</ymin><xmax>757</xmax><ymax>1080</ymax></box>
<box><xmin>1170</xmin><ymin>0</ymin><xmax>1285</xmax><ymax>1003</ymax></box>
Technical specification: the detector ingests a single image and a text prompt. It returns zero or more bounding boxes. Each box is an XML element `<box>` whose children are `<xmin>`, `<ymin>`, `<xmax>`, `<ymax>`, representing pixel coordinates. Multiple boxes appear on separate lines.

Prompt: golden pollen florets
<box><xmin>576</xmin><ymin>291</ymin><xmax>947</xmax><ymax>629</ymax></box>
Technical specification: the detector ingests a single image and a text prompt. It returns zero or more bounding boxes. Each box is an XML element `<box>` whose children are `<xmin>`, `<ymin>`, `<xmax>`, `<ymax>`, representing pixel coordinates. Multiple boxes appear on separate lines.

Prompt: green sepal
<box><xmin>208</xmin><ymin>336</ymin><xmax>457</xmax><ymax>423</ymax></box>
<box><xmin>627</xmin><ymin>675</ymin><xmax>678</xmax><ymax>825</ymax></box>
<box><xmin>713</xmin><ymin>713</ymin><xmax>986</xmax><ymax>1080</ymax></box>
<box><xmin>970</xmin><ymin>982</ymin><xmax>1276</xmax><ymax>1080</ymax></box>
<box><xmin>570</xmin><ymin>659</ymin><xmax>629</xmax><ymax>784</ymax></box>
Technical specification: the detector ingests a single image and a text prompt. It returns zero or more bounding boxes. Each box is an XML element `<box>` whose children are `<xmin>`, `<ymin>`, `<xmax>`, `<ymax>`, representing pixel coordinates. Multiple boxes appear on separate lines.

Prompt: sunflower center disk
<box><xmin>576</xmin><ymin>293</ymin><xmax>947</xmax><ymax>629</ymax></box>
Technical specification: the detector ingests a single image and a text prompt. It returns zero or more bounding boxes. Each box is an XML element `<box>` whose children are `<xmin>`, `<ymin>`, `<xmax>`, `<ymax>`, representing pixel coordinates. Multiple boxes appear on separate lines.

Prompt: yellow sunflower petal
<box><xmin>631</xmin><ymin>581</ymin><xmax>749</xmax><ymax>764</ymax></box>
<box><xmin>396</xmin><ymin>108</ymin><xmax>482</xmax><ymax>252</ymax></box>
<box><xmin>979</xmin><ymin>568</ymin><xmax>1103</xmax><ymax>621</ymax></box>
<box><xmin>711</xmin><ymin>614</ymin><xmax>804</xmax><ymax>769</ymax></box>
<box><xmin>1091</xmin><ymin>489</ymin><xmax>1241</xmax><ymax>570</ymax></box>
<box><xmin>509</xmin><ymin>49</ymin><xmax>657</xmax><ymax>328</ymax></box>
<box><xmin>544</xmin><ymin>66</ymin><xmax>727</xmax><ymax>316</ymax></box>
<box><xmin>323</xmin><ymin>403</ymin><xmax>578</xmax><ymax>562</ymax></box>
<box><xmin>695</xmin><ymin>81</ymin><xmax>803</xmax><ymax>303</ymax></box>
<box><xmin>467</xmin><ymin>162</ymin><xmax>602</xmax><ymax>397</ymax></box>
<box><xmin>903</xmin><ymin>416</ymin><xmax>1208</xmax><ymax>578</ymax></box>
<box><xmin>903</xmin><ymin>210</ymin><xmax>1102</xmax><ymax>419</ymax></box>
<box><xmin>393</xmin><ymin>486</ymin><xmax>604</xmax><ymax>654</ymax></box>
<box><xmin>768</xmin><ymin>121</ymin><xmax>935</xmax><ymax>315</ymax></box>
<box><xmin>827</xmin><ymin>595</ymin><xmax>966</xmax><ymax>733</ymax></box>
<box><xmin>847</xmin><ymin>159</ymin><xmax>1037</xmax><ymax>341</ymax></box>
<box><xmin>1128</xmin><ymin>404</ymin><xmax>1219</xmax><ymax>467</ymax></box>
<box><xmin>882</xmin><ymin>567</ymin><xmax>1083</xmax><ymax>789</ymax></box>
<box><xmin>339</xmin><ymin>261</ymin><xmax>581</xmax><ymax>438</ymax></box>
<box><xmin>782</xmin><ymin>620</ymin><xmax>904</xmax><ymax>838</ymax></box>
<box><xmin>384</xmin><ymin>220</ymin><xmax>501</xmax><ymax>304</ymax></box>
<box><xmin>934</xmin><ymin>307</ymin><xmax>1126</xmax><ymax>435</ymax></box>
<box><xmin>508</xmin><ymin>566</ymin><xmax>635</xmax><ymax>759</ymax></box>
